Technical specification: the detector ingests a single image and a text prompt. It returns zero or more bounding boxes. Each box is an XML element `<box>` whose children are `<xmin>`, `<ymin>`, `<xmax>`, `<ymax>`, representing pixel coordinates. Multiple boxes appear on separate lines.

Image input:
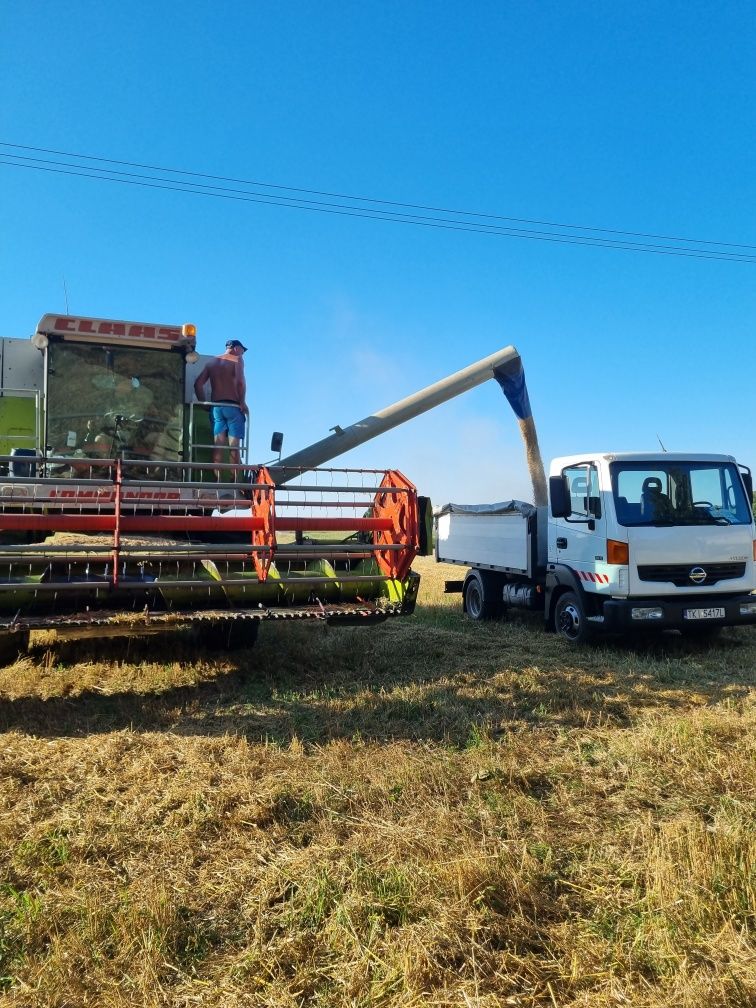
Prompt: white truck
<box><xmin>436</xmin><ymin>452</ymin><xmax>756</xmax><ymax>643</ymax></box>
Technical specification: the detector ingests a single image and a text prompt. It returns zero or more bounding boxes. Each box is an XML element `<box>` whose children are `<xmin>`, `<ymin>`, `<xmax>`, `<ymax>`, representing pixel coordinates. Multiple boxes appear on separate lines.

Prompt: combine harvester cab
<box><xmin>0</xmin><ymin>314</ymin><xmax>423</xmax><ymax>652</ymax></box>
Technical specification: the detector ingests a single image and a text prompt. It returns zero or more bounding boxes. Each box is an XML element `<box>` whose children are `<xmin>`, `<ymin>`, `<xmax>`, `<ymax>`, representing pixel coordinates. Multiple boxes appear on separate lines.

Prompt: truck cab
<box><xmin>547</xmin><ymin>452</ymin><xmax>756</xmax><ymax>640</ymax></box>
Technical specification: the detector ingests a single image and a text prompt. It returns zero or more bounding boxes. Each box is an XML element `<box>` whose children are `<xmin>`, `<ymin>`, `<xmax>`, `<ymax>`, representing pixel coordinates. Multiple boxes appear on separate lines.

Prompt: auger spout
<box><xmin>272</xmin><ymin>344</ymin><xmax>548</xmax><ymax>507</ymax></box>
<box><xmin>273</xmin><ymin>345</ymin><xmax>523</xmax><ymax>485</ymax></box>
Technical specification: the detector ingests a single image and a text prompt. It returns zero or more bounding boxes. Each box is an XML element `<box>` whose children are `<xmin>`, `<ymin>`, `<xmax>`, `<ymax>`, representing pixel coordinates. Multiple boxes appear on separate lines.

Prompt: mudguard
<box><xmin>544</xmin><ymin>564</ymin><xmax>598</xmax><ymax>629</ymax></box>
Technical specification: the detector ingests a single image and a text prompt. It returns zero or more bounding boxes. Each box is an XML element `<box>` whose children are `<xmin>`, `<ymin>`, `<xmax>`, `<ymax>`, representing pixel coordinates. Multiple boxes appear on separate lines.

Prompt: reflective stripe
<box><xmin>578</xmin><ymin>570</ymin><xmax>610</xmax><ymax>584</ymax></box>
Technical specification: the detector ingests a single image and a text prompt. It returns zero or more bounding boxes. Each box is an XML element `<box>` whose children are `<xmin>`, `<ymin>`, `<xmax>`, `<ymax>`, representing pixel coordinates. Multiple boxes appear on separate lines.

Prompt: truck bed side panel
<box><xmin>435</xmin><ymin>511</ymin><xmax>530</xmax><ymax>574</ymax></box>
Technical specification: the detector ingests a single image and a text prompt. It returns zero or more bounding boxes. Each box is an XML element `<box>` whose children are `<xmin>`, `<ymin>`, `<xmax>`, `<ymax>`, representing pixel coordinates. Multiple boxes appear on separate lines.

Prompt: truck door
<box><xmin>553</xmin><ymin>462</ymin><xmax>609</xmax><ymax>590</ymax></box>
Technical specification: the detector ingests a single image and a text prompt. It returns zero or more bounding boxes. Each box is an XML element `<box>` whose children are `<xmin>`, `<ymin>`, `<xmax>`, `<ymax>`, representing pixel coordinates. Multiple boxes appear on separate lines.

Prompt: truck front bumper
<box><xmin>602</xmin><ymin>593</ymin><xmax>756</xmax><ymax>632</ymax></box>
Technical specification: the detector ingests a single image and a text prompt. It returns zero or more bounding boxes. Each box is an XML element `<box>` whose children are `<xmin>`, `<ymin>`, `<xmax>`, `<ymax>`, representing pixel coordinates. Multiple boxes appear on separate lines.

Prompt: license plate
<box><xmin>684</xmin><ymin>607</ymin><xmax>725</xmax><ymax>620</ymax></box>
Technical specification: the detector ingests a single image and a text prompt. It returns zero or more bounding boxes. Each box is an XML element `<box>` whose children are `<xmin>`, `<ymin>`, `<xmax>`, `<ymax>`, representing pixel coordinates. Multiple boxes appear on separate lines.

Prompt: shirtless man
<box><xmin>193</xmin><ymin>339</ymin><xmax>249</xmax><ymax>478</ymax></box>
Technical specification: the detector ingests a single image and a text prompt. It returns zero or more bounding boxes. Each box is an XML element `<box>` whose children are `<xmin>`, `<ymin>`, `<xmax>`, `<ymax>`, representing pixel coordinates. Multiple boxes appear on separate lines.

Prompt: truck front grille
<box><xmin>637</xmin><ymin>562</ymin><xmax>746</xmax><ymax>587</ymax></box>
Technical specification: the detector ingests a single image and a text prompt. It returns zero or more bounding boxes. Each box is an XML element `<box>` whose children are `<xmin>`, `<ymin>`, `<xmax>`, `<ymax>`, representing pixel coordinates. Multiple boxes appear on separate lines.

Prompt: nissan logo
<box><xmin>689</xmin><ymin>566</ymin><xmax>707</xmax><ymax>584</ymax></box>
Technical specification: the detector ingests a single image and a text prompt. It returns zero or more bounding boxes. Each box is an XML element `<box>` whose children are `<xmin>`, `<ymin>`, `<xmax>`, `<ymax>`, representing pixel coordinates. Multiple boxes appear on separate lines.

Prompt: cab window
<box><xmin>562</xmin><ymin>463</ymin><xmax>601</xmax><ymax>519</ymax></box>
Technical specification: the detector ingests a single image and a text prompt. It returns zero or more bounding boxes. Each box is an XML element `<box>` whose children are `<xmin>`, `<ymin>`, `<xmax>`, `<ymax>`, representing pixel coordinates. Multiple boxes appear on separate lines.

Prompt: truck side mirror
<box><xmin>270</xmin><ymin>432</ymin><xmax>284</xmax><ymax>454</ymax></box>
<box><xmin>549</xmin><ymin>475</ymin><xmax>571</xmax><ymax>518</ymax></box>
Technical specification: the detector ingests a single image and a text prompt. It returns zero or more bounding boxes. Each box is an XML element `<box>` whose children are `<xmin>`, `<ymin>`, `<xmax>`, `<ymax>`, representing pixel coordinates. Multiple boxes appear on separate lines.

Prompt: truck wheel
<box><xmin>554</xmin><ymin>591</ymin><xmax>593</xmax><ymax>644</ymax></box>
<box><xmin>464</xmin><ymin>570</ymin><xmax>502</xmax><ymax>621</ymax></box>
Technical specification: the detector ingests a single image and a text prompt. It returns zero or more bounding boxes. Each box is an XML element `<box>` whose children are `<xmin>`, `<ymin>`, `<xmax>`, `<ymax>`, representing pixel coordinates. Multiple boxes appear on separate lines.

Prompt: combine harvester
<box><xmin>0</xmin><ymin>312</ymin><xmax>524</xmax><ymax>655</ymax></box>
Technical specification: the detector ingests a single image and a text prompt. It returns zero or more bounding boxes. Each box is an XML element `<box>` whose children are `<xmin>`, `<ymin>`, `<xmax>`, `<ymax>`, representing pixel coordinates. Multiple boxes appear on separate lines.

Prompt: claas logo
<box><xmin>50</xmin><ymin>316</ymin><xmax>183</xmax><ymax>342</ymax></box>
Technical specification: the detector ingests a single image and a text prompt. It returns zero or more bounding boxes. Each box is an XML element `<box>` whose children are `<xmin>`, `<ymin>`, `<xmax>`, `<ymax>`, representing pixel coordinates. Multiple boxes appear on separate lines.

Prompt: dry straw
<box><xmin>0</xmin><ymin>556</ymin><xmax>753</xmax><ymax>1007</ymax></box>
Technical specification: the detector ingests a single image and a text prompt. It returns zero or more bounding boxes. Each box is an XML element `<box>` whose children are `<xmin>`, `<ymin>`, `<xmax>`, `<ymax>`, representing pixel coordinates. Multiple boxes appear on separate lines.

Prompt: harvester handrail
<box><xmin>0</xmin><ymin>475</ymin><xmax>262</xmax><ymax>493</ymax></box>
<box><xmin>0</xmin><ymin>480</ymin><xmax>403</xmax><ymax>498</ymax></box>
<box><xmin>188</xmin><ymin>400</ymin><xmax>250</xmax><ymax>466</ymax></box>
<box><xmin>0</xmin><ymin>454</ymin><xmax>255</xmax><ymax>480</ymax></box>
<box><xmin>269</xmin><ymin>500</ymin><xmax>389</xmax><ymax>508</ymax></box>
<box><xmin>0</xmin><ymin>498</ymin><xmax>240</xmax><ymax>508</ymax></box>
<box><xmin>272</xmin><ymin>465</ymin><xmax>406</xmax><ymax>476</ymax></box>
<box><xmin>0</xmin><ymin>453</ymin><xmax>412</xmax><ymax>494</ymax></box>
<box><xmin>1</xmin><ymin>476</ymin><xmax>120</xmax><ymax>487</ymax></box>
<box><xmin>276</xmin><ymin>484</ymin><xmax>410</xmax><ymax>495</ymax></box>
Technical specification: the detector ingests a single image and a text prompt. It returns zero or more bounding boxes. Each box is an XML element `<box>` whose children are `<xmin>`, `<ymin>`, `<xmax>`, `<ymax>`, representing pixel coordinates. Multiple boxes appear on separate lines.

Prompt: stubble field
<box><xmin>0</xmin><ymin>556</ymin><xmax>753</xmax><ymax>1007</ymax></box>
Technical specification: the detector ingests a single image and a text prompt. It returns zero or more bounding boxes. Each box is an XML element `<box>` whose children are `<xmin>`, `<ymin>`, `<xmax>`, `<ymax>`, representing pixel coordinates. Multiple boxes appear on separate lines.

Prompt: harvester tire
<box><xmin>199</xmin><ymin>619</ymin><xmax>260</xmax><ymax>652</ymax></box>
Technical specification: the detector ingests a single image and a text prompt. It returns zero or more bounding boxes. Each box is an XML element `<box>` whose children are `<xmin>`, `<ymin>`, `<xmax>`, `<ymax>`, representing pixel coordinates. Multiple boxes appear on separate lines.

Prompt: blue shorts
<box><xmin>211</xmin><ymin>404</ymin><xmax>245</xmax><ymax>440</ymax></box>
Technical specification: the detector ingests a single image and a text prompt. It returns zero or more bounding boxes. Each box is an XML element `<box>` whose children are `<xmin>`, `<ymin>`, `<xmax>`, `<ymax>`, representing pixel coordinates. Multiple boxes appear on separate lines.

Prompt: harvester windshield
<box><xmin>46</xmin><ymin>341</ymin><xmax>185</xmax><ymax>464</ymax></box>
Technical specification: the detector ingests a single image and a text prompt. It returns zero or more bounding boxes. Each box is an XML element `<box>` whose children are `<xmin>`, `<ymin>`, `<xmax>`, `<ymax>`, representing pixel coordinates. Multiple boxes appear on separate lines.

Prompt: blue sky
<box><xmin>1</xmin><ymin>1</ymin><xmax>754</xmax><ymax>503</ymax></box>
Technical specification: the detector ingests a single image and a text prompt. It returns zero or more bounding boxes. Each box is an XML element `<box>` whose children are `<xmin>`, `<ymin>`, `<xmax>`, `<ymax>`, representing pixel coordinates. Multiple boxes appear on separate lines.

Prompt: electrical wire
<box><xmin>1</xmin><ymin>144</ymin><xmax>754</xmax><ymax>263</ymax></box>
<box><xmin>3</xmin><ymin>140</ymin><xmax>754</xmax><ymax>251</ymax></box>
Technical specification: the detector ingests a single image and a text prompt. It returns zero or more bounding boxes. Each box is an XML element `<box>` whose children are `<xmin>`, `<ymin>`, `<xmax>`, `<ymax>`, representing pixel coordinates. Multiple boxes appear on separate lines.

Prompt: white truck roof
<box><xmin>550</xmin><ymin>452</ymin><xmax>737</xmax><ymax>474</ymax></box>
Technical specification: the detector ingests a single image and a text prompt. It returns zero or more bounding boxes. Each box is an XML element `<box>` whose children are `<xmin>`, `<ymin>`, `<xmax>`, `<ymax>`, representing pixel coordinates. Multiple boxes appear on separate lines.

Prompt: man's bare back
<box><xmin>194</xmin><ymin>352</ymin><xmax>247</xmax><ymax>407</ymax></box>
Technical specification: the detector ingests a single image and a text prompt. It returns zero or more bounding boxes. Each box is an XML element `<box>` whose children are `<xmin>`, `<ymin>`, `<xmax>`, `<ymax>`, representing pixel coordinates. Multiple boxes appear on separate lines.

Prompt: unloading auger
<box><xmin>0</xmin><ymin>312</ymin><xmax>537</xmax><ymax>651</ymax></box>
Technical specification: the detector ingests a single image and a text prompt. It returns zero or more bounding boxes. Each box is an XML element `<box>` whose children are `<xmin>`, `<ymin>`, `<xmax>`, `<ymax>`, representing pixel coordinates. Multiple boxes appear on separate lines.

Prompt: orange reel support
<box><xmin>371</xmin><ymin>470</ymin><xmax>419</xmax><ymax>580</ymax></box>
<box><xmin>250</xmin><ymin>466</ymin><xmax>276</xmax><ymax>581</ymax></box>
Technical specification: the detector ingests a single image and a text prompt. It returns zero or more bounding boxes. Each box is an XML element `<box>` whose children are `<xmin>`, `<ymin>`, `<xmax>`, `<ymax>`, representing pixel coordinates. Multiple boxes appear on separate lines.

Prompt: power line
<box><xmin>3</xmin><ymin>140</ymin><xmax>753</xmax><ymax>251</ymax></box>
<box><xmin>1</xmin><ymin>145</ymin><xmax>754</xmax><ymax>263</ymax></box>
<box><xmin>7</xmin><ymin>152</ymin><xmax>755</xmax><ymax>259</ymax></box>
<box><xmin>3</xmin><ymin>156</ymin><xmax>753</xmax><ymax>263</ymax></box>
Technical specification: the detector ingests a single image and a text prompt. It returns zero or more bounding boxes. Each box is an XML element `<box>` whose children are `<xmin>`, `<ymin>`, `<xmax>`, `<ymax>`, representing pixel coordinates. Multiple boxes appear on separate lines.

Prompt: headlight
<box><xmin>631</xmin><ymin>607</ymin><xmax>664</xmax><ymax>620</ymax></box>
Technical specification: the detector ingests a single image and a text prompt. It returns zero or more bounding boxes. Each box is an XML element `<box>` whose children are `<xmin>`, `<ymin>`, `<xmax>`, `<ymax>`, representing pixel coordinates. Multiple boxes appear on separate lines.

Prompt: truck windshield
<box><xmin>46</xmin><ymin>342</ymin><xmax>185</xmax><ymax>464</ymax></box>
<box><xmin>610</xmin><ymin>461</ymin><xmax>752</xmax><ymax>527</ymax></box>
